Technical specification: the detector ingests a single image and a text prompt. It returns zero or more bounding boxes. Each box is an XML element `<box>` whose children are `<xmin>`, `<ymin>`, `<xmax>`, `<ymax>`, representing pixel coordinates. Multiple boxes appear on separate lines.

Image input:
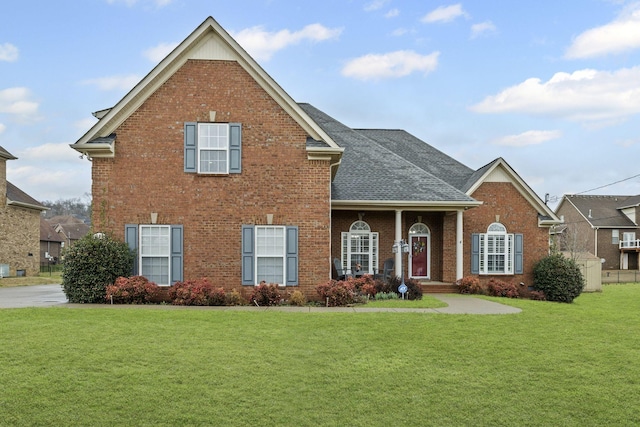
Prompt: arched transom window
<box><xmin>341</xmin><ymin>220</ymin><xmax>379</xmax><ymax>274</ymax></box>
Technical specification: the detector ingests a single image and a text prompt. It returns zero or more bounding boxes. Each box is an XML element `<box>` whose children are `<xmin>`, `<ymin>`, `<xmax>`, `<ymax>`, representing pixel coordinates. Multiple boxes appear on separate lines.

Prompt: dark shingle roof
<box><xmin>6</xmin><ymin>181</ymin><xmax>46</xmax><ymax>210</ymax></box>
<box><xmin>563</xmin><ymin>195</ymin><xmax>637</xmax><ymax>227</ymax></box>
<box><xmin>298</xmin><ymin>103</ymin><xmax>477</xmax><ymax>204</ymax></box>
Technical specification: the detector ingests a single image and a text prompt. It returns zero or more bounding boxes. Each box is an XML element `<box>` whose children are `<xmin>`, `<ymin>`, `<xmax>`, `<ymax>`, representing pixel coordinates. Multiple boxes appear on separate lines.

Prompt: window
<box><xmin>612</xmin><ymin>230</ymin><xmax>619</xmax><ymax>245</ymax></box>
<box><xmin>140</xmin><ymin>225</ymin><xmax>170</xmax><ymax>285</ymax></box>
<box><xmin>341</xmin><ymin>221</ymin><xmax>378</xmax><ymax>274</ymax></box>
<box><xmin>184</xmin><ymin>122</ymin><xmax>241</xmax><ymax>174</ymax></box>
<box><xmin>622</xmin><ymin>232</ymin><xmax>636</xmax><ymax>248</ymax></box>
<box><xmin>472</xmin><ymin>223</ymin><xmax>523</xmax><ymax>275</ymax></box>
<box><xmin>242</xmin><ymin>225</ymin><xmax>298</xmax><ymax>286</ymax></box>
<box><xmin>125</xmin><ymin>224</ymin><xmax>183</xmax><ymax>286</ymax></box>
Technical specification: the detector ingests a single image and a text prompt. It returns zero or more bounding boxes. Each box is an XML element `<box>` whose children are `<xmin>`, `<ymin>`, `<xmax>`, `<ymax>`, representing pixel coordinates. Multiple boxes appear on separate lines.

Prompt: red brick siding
<box><xmin>91</xmin><ymin>59</ymin><xmax>331</xmax><ymax>298</ymax></box>
<box><xmin>465</xmin><ymin>182</ymin><xmax>550</xmax><ymax>289</ymax></box>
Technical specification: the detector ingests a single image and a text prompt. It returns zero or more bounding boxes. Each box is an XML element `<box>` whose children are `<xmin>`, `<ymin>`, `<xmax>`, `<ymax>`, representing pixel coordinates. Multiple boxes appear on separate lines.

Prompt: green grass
<box><xmin>1</xmin><ymin>285</ymin><xmax>640</xmax><ymax>426</ymax></box>
<box><xmin>0</xmin><ymin>272</ymin><xmax>62</xmax><ymax>287</ymax></box>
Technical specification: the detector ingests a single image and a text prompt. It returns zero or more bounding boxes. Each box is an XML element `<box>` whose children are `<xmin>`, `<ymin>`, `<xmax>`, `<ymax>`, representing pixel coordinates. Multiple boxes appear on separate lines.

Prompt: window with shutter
<box><xmin>184</xmin><ymin>122</ymin><xmax>241</xmax><ymax>174</ymax></box>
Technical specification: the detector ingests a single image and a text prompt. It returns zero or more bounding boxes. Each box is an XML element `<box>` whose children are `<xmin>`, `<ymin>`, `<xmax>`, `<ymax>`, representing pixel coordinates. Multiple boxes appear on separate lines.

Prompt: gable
<box><xmin>71</xmin><ymin>17</ymin><xmax>341</xmax><ymax>160</ymax></box>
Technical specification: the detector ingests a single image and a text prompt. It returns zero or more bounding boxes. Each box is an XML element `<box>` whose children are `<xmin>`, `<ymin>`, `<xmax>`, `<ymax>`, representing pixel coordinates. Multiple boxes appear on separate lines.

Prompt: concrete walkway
<box><xmin>0</xmin><ymin>284</ymin><xmax>521</xmax><ymax>314</ymax></box>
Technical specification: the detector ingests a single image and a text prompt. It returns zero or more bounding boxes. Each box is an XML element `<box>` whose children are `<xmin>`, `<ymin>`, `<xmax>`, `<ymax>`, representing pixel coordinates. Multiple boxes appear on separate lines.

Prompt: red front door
<box><xmin>410</xmin><ymin>236</ymin><xmax>429</xmax><ymax>278</ymax></box>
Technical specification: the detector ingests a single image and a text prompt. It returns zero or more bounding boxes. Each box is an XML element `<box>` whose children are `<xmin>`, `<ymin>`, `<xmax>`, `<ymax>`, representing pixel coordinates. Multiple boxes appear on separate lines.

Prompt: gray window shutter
<box><xmin>241</xmin><ymin>225</ymin><xmax>254</xmax><ymax>285</ymax></box>
<box><xmin>229</xmin><ymin>123</ymin><xmax>242</xmax><ymax>173</ymax></box>
<box><xmin>171</xmin><ymin>225</ymin><xmax>183</xmax><ymax>284</ymax></box>
<box><xmin>184</xmin><ymin>122</ymin><xmax>197</xmax><ymax>173</ymax></box>
<box><xmin>286</xmin><ymin>226</ymin><xmax>298</xmax><ymax>286</ymax></box>
<box><xmin>471</xmin><ymin>233</ymin><xmax>480</xmax><ymax>275</ymax></box>
<box><xmin>125</xmin><ymin>224</ymin><xmax>138</xmax><ymax>275</ymax></box>
<box><xmin>514</xmin><ymin>233</ymin><xmax>524</xmax><ymax>274</ymax></box>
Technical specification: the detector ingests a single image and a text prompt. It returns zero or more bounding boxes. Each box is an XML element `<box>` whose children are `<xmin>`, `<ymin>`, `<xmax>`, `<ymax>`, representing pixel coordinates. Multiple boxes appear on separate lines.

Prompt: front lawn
<box><xmin>1</xmin><ymin>285</ymin><xmax>639</xmax><ymax>426</ymax></box>
<box><xmin>0</xmin><ymin>272</ymin><xmax>62</xmax><ymax>287</ymax></box>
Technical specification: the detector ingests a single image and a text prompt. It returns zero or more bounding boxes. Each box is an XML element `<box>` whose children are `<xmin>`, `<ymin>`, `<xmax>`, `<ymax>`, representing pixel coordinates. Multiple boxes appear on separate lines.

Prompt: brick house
<box><xmin>40</xmin><ymin>217</ymin><xmax>64</xmax><ymax>265</ymax></box>
<box><xmin>555</xmin><ymin>194</ymin><xmax>640</xmax><ymax>270</ymax></box>
<box><xmin>0</xmin><ymin>146</ymin><xmax>47</xmax><ymax>277</ymax></box>
<box><xmin>70</xmin><ymin>17</ymin><xmax>560</xmax><ymax>298</ymax></box>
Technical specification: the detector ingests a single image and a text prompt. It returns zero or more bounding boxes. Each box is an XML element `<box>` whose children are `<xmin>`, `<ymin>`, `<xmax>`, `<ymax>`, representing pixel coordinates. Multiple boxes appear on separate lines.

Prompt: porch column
<box><xmin>395</xmin><ymin>209</ymin><xmax>402</xmax><ymax>278</ymax></box>
<box><xmin>456</xmin><ymin>209</ymin><xmax>464</xmax><ymax>280</ymax></box>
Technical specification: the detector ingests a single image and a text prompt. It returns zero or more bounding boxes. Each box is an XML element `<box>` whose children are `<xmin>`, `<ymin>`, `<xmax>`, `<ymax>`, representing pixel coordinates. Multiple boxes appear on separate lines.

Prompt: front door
<box><xmin>410</xmin><ymin>235</ymin><xmax>429</xmax><ymax>279</ymax></box>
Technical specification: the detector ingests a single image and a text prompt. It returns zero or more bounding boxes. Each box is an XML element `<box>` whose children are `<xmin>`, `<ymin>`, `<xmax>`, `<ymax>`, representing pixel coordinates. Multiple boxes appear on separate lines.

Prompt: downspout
<box><xmin>594</xmin><ymin>227</ymin><xmax>598</xmax><ymax>258</ymax></box>
<box><xmin>456</xmin><ymin>209</ymin><xmax>464</xmax><ymax>280</ymax></box>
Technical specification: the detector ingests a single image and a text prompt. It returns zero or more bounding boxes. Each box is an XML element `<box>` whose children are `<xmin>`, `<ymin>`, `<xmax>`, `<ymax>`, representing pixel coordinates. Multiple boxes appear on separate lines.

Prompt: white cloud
<box><xmin>74</xmin><ymin>118</ymin><xmax>98</xmax><ymax>136</ymax></box>
<box><xmin>364</xmin><ymin>0</ymin><xmax>390</xmax><ymax>12</ymax></box>
<box><xmin>470</xmin><ymin>67</ymin><xmax>640</xmax><ymax>122</ymax></box>
<box><xmin>0</xmin><ymin>123</ymin><xmax>5</xmax><ymax>134</ymax></box>
<box><xmin>471</xmin><ymin>21</ymin><xmax>497</xmax><ymax>39</ymax></box>
<box><xmin>19</xmin><ymin>142</ymin><xmax>84</xmax><ymax>163</ymax></box>
<box><xmin>565</xmin><ymin>3</ymin><xmax>640</xmax><ymax>58</ymax></box>
<box><xmin>391</xmin><ymin>28</ymin><xmax>409</xmax><ymax>37</ymax></box>
<box><xmin>342</xmin><ymin>50</ymin><xmax>440</xmax><ymax>81</ymax></box>
<box><xmin>421</xmin><ymin>4</ymin><xmax>468</xmax><ymax>24</ymax></box>
<box><xmin>143</xmin><ymin>42</ymin><xmax>179</xmax><ymax>63</ymax></box>
<box><xmin>81</xmin><ymin>74</ymin><xmax>140</xmax><ymax>91</ymax></box>
<box><xmin>385</xmin><ymin>9</ymin><xmax>400</xmax><ymax>18</ymax></box>
<box><xmin>492</xmin><ymin>130</ymin><xmax>562</xmax><ymax>147</ymax></box>
<box><xmin>0</xmin><ymin>87</ymin><xmax>39</xmax><ymax>117</ymax></box>
<box><xmin>0</xmin><ymin>43</ymin><xmax>18</xmax><ymax>62</ymax></box>
<box><xmin>232</xmin><ymin>23</ymin><xmax>342</xmax><ymax>61</ymax></box>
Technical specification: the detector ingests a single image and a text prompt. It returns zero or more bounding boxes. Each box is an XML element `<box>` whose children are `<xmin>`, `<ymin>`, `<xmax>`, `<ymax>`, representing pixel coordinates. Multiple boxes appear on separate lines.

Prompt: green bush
<box><xmin>533</xmin><ymin>253</ymin><xmax>584</xmax><ymax>303</ymax></box>
<box><xmin>62</xmin><ymin>234</ymin><xmax>135</xmax><ymax>303</ymax></box>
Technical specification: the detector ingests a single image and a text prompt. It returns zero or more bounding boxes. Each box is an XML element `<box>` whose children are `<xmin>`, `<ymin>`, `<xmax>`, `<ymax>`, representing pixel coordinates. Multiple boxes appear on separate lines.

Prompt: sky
<box><xmin>2</xmin><ymin>0</ymin><xmax>640</xmax><ymax>209</ymax></box>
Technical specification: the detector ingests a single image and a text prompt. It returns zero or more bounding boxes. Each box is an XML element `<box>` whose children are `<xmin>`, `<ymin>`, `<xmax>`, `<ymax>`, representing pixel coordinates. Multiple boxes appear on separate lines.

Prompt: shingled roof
<box><xmin>298</xmin><ymin>103</ymin><xmax>478</xmax><ymax>206</ymax></box>
<box><xmin>6</xmin><ymin>181</ymin><xmax>46</xmax><ymax>211</ymax></box>
<box><xmin>561</xmin><ymin>195</ymin><xmax>637</xmax><ymax>228</ymax></box>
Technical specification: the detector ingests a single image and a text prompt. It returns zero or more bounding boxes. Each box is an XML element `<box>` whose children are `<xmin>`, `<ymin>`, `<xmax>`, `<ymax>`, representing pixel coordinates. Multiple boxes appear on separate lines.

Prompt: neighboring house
<box><xmin>70</xmin><ymin>17</ymin><xmax>560</xmax><ymax>297</ymax></box>
<box><xmin>48</xmin><ymin>215</ymin><xmax>91</xmax><ymax>249</ymax></box>
<box><xmin>0</xmin><ymin>146</ymin><xmax>47</xmax><ymax>277</ymax></box>
<box><xmin>555</xmin><ymin>194</ymin><xmax>640</xmax><ymax>270</ymax></box>
<box><xmin>40</xmin><ymin>217</ymin><xmax>64</xmax><ymax>265</ymax></box>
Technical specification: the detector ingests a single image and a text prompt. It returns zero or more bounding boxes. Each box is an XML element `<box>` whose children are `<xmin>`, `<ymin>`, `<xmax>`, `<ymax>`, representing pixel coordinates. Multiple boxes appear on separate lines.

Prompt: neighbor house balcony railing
<box><xmin>619</xmin><ymin>240</ymin><xmax>640</xmax><ymax>250</ymax></box>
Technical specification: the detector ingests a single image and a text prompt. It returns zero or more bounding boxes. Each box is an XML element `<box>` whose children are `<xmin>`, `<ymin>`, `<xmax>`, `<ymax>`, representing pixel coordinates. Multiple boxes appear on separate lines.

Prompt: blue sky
<box><xmin>2</xmin><ymin>0</ymin><xmax>640</xmax><ymax>208</ymax></box>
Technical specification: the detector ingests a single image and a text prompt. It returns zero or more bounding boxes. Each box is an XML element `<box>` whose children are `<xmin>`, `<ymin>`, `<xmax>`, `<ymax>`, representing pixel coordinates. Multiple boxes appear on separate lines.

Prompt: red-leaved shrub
<box><xmin>456</xmin><ymin>276</ymin><xmax>484</xmax><ymax>294</ymax></box>
<box><xmin>169</xmin><ymin>278</ymin><xmax>226</xmax><ymax>306</ymax></box>
<box><xmin>106</xmin><ymin>276</ymin><xmax>160</xmax><ymax>304</ymax></box>
<box><xmin>249</xmin><ymin>283</ymin><xmax>282</xmax><ymax>306</ymax></box>
<box><xmin>486</xmin><ymin>279</ymin><xmax>520</xmax><ymax>298</ymax></box>
<box><xmin>316</xmin><ymin>280</ymin><xmax>357</xmax><ymax>306</ymax></box>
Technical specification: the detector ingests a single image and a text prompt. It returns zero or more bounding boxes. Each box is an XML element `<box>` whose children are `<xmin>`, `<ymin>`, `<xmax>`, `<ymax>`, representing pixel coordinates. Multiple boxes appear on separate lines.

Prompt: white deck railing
<box><xmin>619</xmin><ymin>240</ymin><xmax>640</xmax><ymax>249</ymax></box>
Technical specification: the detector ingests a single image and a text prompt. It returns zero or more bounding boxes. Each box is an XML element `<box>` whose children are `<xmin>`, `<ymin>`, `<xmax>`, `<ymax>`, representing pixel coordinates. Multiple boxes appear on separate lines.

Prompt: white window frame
<box><xmin>139</xmin><ymin>225</ymin><xmax>171</xmax><ymax>286</ymax></box>
<box><xmin>341</xmin><ymin>221</ymin><xmax>378</xmax><ymax>275</ymax></box>
<box><xmin>198</xmin><ymin>123</ymin><xmax>229</xmax><ymax>174</ymax></box>
<box><xmin>479</xmin><ymin>223</ymin><xmax>514</xmax><ymax>275</ymax></box>
<box><xmin>622</xmin><ymin>232</ymin><xmax>636</xmax><ymax>248</ymax></box>
<box><xmin>612</xmin><ymin>230</ymin><xmax>620</xmax><ymax>245</ymax></box>
<box><xmin>255</xmin><ymin>226</ymin><xmax>286</xmax><ymax>285</ymax></box>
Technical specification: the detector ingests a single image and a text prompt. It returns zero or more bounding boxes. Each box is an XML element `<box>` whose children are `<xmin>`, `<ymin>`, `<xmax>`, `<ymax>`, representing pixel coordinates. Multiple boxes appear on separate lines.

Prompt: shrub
<box><xmin>225</xmin><ymin>289</ymin><xmax>245</xmax><ymax>306</ymax></box>
<box><xmin>486</xmin><ymin>279</ymin><xmax>519</xmax><ymax>298</ymax></box>
<box><xmin>169</xmin><ymin>278</ymin><xmax>225</xmax><ymax>306</ymax></box>
<box><xmin>106</xmin><ymin>276</ymin><xmax>160</xmax><ymax>304</ymax></box>
<box><xmin>385</xmin><ymin>276</ymin><xmax>423</xmax><ymax>300</ymax></box>
<box><xmin>361</xmin><ymin>283</ymin><xmax>377</xmax><ymax>298</ymax></box>
<box><xmin>375</xmin><ymin>292</ymin><xmax>398</xmax><ymax>300</ymax></box>
<box><xmin>350</xmin><ymin>275</ymin><xmax>377</xmax><ymax>294</ymax></box>
<box><xmin>288</xmin><ymin>290</ymin><xmax>307</xmax><ymax>306</ymax></box>
<box><xmin>533</xmin><ymin>253</ymin><xmax>584</xmax><ymax>303</ymax></box>
<box><xmin>529</xmin><ymin>290</ymin><xmax>546</xmax><ymax>301</ymax></box>
<box><xmin>62</xmin><ymin>233</ymin><xmax>135</xmax><ymax>303</ymax></box>
<box><xmin>316</xmin><ymin>280</ymin><xmax>357</xmax><ymax>307</ymax></box>
<box><xmin>250</xmin><ymin>283</ymin><xmax>282</xmax><ymax>306</ymax></box>
<box><xmin>457</xmin><ymin>276</ymin><xmax>484</xmax><ymax>294</ymax></box>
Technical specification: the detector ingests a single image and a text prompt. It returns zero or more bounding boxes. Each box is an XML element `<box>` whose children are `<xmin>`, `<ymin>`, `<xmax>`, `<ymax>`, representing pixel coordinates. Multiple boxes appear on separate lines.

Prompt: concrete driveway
<box><xmin>0</xmin><ymin>284</ymin><xmax>67</xmax><ymax>308</ymax></box>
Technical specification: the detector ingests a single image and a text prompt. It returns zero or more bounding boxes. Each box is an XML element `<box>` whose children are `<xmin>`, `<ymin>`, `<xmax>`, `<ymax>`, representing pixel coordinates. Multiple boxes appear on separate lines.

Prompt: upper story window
<box><xmin>184</xmin><ymin>122</ymin><xmax>242</xmax><ymax>175</ymax></box>
<box><xmin>612</xmin><ymin>230</ymin><xmax>619</xmax><ymax>245</ymax></box>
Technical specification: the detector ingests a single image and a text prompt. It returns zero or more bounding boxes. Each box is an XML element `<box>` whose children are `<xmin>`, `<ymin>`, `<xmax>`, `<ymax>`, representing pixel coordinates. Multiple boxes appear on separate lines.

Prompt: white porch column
<box><xmin>395</xmin><ymin>209</ymin><xmax>402</xmax><ymax>278</ymax></box>
<box><xmin>456</xmin><ymin>209</ymin><xmax>464</xmax><ymax>280</ymax></box>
